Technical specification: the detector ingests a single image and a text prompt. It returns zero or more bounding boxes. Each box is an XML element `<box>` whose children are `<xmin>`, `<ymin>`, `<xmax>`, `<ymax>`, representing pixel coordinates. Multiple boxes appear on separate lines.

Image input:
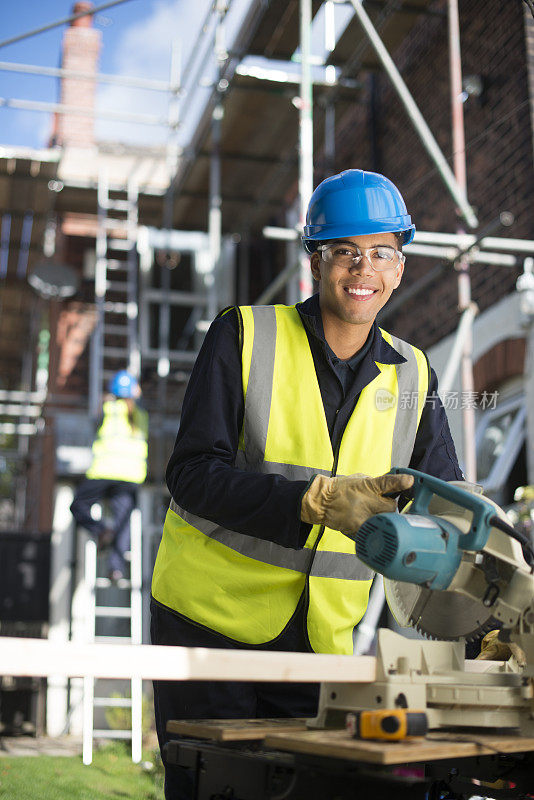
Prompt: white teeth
<box><xmin>346</xmin><ymin>287</ymin><xmax>374</xmax><ymax>296</ymax></box>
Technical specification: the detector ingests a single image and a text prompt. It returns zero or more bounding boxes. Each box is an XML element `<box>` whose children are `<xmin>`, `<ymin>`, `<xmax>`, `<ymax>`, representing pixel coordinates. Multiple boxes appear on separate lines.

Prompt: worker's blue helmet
<box><xmin>302</xmin><ymin>169</ymin><xmax>415</xmax><ymax>254</ymax></box>
<box><xmin>109</xmin><ymin>370</ymin><xmax>139</xmax><ymax>398</ymax></box>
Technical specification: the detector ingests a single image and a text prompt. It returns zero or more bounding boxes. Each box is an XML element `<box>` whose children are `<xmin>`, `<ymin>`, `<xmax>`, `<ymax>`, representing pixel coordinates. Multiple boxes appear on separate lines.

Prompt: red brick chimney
<box><xmin>53</xmin><ymin>2</ymin><xmax>101</xmax><ymax>148</ymax></box>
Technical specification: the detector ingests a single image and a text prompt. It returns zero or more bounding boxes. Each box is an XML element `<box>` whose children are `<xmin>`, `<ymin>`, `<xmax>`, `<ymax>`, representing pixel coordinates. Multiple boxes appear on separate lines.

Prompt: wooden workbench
<box><xmin>165</xmin><ymin>719</ymin><xmax>534</xmax><ymax>799</ymax></box>
<box><xmin>167</xmin><ymin>718</ymin><xmax>534</xmax><ymax>764</ymax></box>
<box><xmin>265</xmin><ymin>728</ymin><xmax>534</xmax><ymax>765</ymax></box>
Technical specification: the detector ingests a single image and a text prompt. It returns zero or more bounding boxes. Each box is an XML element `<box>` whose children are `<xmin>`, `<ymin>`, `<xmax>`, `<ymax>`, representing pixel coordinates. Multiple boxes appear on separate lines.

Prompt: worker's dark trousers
<box><xmin>150</xmin><ymin>599</ymin><xmax>320</xmax><ymax>800</ymax></box>
<box><xmin>70</xmin><ymin>478</ymin><xmax>137</xmax><ymax>573</ymax></box>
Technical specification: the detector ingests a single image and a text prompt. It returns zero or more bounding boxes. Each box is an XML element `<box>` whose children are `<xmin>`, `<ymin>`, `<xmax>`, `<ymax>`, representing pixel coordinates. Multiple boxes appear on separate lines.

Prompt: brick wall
<box><xmin>525</xmin><ymin>3</ymin><xmax>534</xmax><ymax>159</ymax></box>
<box><xmin>473</xmin><ymin>337</ymin><xmax>526</xmax><ymax>393</ymax></box>
<box><xmin>334</xmin><ymin>0</ymin><xmax>533</xmax><ymax>352</ymax></box>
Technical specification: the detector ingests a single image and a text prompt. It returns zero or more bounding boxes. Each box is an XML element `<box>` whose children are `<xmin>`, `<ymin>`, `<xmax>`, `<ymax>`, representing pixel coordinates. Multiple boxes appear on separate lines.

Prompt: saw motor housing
<box><xmin>356</xmin><ymin>470</ymin><xmax>496</xmax><ymax>592</ymax></box>
<box><xmin>356</xmin><ymin>512</ymin><xmax>463</xmax><ymax>591</ymax></box>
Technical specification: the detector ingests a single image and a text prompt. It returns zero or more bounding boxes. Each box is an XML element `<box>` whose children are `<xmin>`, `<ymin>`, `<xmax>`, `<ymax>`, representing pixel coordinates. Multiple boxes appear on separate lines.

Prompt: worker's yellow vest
<box><xmin>86</xmin><ymin>398</ymin><xmax>148</xmax><ymax>484</ymax></box>
<box><xmin>152</xmin><ymin>305</ymin><xmax>428</xmax><ymax>654</ymax></box>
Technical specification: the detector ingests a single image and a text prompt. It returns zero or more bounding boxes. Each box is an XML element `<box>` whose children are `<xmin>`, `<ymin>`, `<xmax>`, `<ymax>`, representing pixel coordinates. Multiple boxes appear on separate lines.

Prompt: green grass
<box><xmin>0</xmin><ymin>743</ymin><xmax>164</xmax><ymax>800</ymax></box>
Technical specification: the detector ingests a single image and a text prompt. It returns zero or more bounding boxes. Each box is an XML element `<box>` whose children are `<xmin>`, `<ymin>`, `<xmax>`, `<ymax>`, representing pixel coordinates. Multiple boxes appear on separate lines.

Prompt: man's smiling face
<box><xmin>310</xmin><ymin>232</ymin><xmax>405</xmax><ymax>330</ymax></box>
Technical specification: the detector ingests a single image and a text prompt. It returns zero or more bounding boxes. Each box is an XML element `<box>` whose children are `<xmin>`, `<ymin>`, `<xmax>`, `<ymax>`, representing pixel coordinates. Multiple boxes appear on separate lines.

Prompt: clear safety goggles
<box><xmin>317</xmin><ymin>241</ymin><xmax>405</xmax><ymax>272</ymax></box>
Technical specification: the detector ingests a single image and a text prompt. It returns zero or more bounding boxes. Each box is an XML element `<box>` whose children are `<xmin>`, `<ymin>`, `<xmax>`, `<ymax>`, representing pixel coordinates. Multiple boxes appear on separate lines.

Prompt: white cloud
<box><xmin>94</xmin><ymin>0</ymin><xmax>261</xmax><ymax>149</ymax></box>
<box><xmin>96</xmin><ymin>0</ymin><xmax>209</xmax><ymax>146</ymax></box>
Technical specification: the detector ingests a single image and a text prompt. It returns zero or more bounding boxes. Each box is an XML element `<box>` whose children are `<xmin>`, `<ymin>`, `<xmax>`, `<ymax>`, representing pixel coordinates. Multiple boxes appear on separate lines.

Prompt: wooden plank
<box><xmin>167</xmin><ymin>718</ymin><xmax>309</xmax><ymax>741</ymax></box>
<box><xmin>0</xmin><ymin>637</ymin><xmax>376</xmax><ymax>683</ymax></box>
<box><xmin>264</xmin><ymin>729</ymin><xmax>534</xmax><ymax>765</ymax></box>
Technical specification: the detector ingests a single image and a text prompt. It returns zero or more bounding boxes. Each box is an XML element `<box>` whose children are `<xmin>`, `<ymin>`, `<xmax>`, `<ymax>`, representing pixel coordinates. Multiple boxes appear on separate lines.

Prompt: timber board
<box><xmin>264</xmin><ymin>729</ymin><xmax>534</xmax><ymax>765</ymax></box>
<box><xmin>166</xmin><ymin>718</ymin><xmax>310</xmax><ymax>741</ymax></box>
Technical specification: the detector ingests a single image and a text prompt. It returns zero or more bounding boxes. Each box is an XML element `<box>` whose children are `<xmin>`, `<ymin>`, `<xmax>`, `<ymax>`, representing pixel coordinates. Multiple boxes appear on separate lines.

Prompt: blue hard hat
<box><xmin>302</xmin><ymin>169</ymin><xmax>415</xmax><ymax>254</ymax></box>
<box><xmin>109</xmin><ymin>370</ymin><xmax>139</xmax><ymax>398</ymax></box>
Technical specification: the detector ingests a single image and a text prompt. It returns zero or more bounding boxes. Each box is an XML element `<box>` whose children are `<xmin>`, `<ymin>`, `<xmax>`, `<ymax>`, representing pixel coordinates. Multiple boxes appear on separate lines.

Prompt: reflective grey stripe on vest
<box><xmin>310</xmin><ymin>554</ymin><xmax>373</xmax><ymax>580</ymax></box>
<box><xmin>235</xmin><ymin>450</ymin><xmax>330</xmax><ymax>481</ymax></box>
<box><xmin>388</xmin><ymin>333</ymin><xmax>426</xmax><ymax>468</ymax></box>
<box><xmin>242</xmin><ymin>306</ymin><xmax>277</xmax><ymax>469</ymax></box>
<box><xmin>169</xmin><ymin>499</ymin><xmax>372</xmax><ymax>580</ymax></box>
<box><xmin>240</xmin><ymin>305</ymin><xmax>332</xmax><ymax>478</ymax></box>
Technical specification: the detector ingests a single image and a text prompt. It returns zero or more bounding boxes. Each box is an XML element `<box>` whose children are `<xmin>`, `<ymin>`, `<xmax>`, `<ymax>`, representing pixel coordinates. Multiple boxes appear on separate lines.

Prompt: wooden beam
<box><xmin>0</xmin><ymin>637</ymin><xmax>376</xmax><ymax>683</ymax></box>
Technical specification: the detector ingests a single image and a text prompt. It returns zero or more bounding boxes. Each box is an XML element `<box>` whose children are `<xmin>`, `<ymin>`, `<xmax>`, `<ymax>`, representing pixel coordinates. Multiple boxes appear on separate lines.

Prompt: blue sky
<box><xmin>0</xmin><ymin>1</ymin><xmax>353</xmax><ymax>152</ymax></box>
<box><xmin>0</xmin><ymin>0</ymin><xmax>212</xmax><ymax>149</ymax></box>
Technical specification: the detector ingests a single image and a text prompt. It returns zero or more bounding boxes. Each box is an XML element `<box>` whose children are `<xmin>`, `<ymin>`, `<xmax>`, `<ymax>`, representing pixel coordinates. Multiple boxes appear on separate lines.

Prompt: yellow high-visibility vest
<box><xmin>152</xmin><ymin>305</ymin><xmax>428</xmax><ymax>654</ymax></box>
<box><xmin>86</xmin><ymin>398</ymin><xmax>148</xmax><ymax>484</ymax></box>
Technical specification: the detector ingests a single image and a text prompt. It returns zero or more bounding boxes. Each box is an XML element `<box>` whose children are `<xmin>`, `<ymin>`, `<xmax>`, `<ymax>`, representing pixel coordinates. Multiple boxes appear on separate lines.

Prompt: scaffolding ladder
<box><xmin>90</xmin><ymin>175</ymin><xmax>140</xmax><ymax>419</ymax></box>
<box><xmin>82</xmin><ymin>509</ymin><xmax>143</xmax><ymax>765</ymax></box>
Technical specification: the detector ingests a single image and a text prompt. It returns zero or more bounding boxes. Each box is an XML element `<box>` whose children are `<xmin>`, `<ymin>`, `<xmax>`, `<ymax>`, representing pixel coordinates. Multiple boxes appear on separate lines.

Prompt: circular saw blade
<box><xmin>383</xmin><ymin>480</ymin><xmax>504</xmax><ymax>641</ymax></box>
<box><xmin>384</xmin><ymin>578</ymin><xmax>497</xmax><ymax>641</ymax></box>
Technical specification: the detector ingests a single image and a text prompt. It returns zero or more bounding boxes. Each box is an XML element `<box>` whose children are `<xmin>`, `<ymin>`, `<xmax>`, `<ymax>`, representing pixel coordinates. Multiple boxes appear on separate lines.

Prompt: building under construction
<box><xmin>1</xmin><ymin>0</ymin><xmax>534</xmax><ymax>790</ymax></box>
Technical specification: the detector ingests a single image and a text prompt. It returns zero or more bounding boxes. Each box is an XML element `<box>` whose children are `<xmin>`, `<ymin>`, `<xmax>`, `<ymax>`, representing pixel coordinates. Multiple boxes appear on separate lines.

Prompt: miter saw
<box><xmin>312</xmin><ymin>468</ymin><xmax>534</xmax><ymax>736</ymax></box>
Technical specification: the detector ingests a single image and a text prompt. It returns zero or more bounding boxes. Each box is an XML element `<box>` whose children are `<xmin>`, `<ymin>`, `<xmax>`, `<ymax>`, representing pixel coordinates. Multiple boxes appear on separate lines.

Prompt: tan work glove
<box><xmin>476</xmin><ymin>630</ymin><xmax>527</xmax><ymax>668</ymax></box>
<box><xmin>301</xmin><ymin>472</ymin><xmax>414</xmax><ymax>537</ymax></box>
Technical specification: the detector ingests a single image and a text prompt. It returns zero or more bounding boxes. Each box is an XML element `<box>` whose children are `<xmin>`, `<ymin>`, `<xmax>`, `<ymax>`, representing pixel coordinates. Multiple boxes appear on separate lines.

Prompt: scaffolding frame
<box><xmin>162</xmin><ymin>0</ymin><xmax>529</xmax><ymax>479</ymax></box>
<box><xmin>0</xmin><ymin>6</ymin><xmax>186</xmax><ymax>528</ymax></box>
<box><xmin>2</xmin><ymin>1</ymin><xmax>530</xmax><ymax>484</ymax></box>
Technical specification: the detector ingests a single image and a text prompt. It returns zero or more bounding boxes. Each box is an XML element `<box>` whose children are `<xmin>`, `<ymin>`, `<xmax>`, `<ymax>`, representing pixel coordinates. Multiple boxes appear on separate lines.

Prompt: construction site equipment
<box><xmin>345</xmin><ymin>709</ymin><xmax>428</xmax><ymax>740</ymax></box>
<box><xmin>89</xmin><ymin>176</ymin><xmax>140</xmax><ymax>420</ymax></box>
<box><xmin>81</xmin><ymin>509</ymin><xmax>143</xmax><ymax>765</ymax></box>
<box><xmin>314</xmin><ymin>469</ymin><xmax>534</xmax><ymax>735</ymax></box>
<box><xmin>159</xmin><ymin>720</ymin><xmax>534</xmax><ymax>799</ymax></box>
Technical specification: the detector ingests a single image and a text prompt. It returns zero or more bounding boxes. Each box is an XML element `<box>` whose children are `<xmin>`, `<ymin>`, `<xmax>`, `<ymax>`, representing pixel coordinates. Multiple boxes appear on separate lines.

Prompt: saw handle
<box><xmin>391</xmin><ymin>467</ymin><xmax>495</xmax><ymax>551</ymax></box>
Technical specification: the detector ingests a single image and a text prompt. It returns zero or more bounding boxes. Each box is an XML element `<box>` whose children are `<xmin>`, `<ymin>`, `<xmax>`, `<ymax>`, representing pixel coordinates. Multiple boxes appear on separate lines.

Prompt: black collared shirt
<box><xmin>298</xmin><ymin>295</ymin><xmax>403</xmax><ymax>445</ymax></box>
<box><xmin>166</xmin><ymin>294</ymin><xmax>463</xmax><ymax>550</ymax></box>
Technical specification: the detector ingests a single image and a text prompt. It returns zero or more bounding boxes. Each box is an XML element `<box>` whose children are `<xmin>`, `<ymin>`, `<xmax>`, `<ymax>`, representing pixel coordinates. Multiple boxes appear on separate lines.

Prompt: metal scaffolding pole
<box><xmin>324</xmin><ymin>102</ymin><xmax>336</xmax><ymax>177</ymax></box>
<box><xmin>299</xmin><ymin>0</ymin><xmax>314</xmax><ymax>300</ymax></box>
<box><xmin>0</xmin><ymin>97</ymin><xmax>167</xmax><ymax>126</ymax></box>
<box><xmin>209</xmin><ymin>104</ymin><xmax>222</xmax><ymax>320</ymax></box>
<box><xmin>0</xmin><ymin>60</ymin><xmax>171</xmax><ymax>91</ymax></box>
<box><xmin>166</xmin><ymin>0</ymin><xmax>267</xmax><ymax>209</ymax></box>
<box><xmin>208</xmin><ymin>1</ymin><xmax>228</xmax><ymax>321</ymax></box>
<box><xmin>155</xmin><ymin>41</ymin><xmax>182</xmax><ymax>482</ymax></box>
<box><xmin>323</xmin><ymin>0</ymin><xmax>336</xmax><ymax>177</ymax></box>
<box><xmin>448</xmin><ymin>0</ymin><xmax>476</xmax><ymax>482</ymax></box>
<box><xmin>348</xmin><ymin>0</ymin><xmax>478</xmax><ymax>231</ymax></box>
<box><xmin>0</xmin><ymin>0</ymin><xmax>133</xmax><ymax>50</ymax></box>
<box><xmin>439</xmin><ymin>303</ymin><xmax>479</xmax><ymax>396</ymax></box>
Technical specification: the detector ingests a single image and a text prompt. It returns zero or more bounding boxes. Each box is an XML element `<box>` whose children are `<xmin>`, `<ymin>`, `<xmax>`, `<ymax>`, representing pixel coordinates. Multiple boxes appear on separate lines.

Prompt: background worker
<box><xmin>151</xmin><ymin>169</ymin><xmax>463</xmax><ymax>800</ymax></box>
<box><xmin>70</xmin><ymin>370</ymin><xmax>148</xmax><ymax>581</ymax></box>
